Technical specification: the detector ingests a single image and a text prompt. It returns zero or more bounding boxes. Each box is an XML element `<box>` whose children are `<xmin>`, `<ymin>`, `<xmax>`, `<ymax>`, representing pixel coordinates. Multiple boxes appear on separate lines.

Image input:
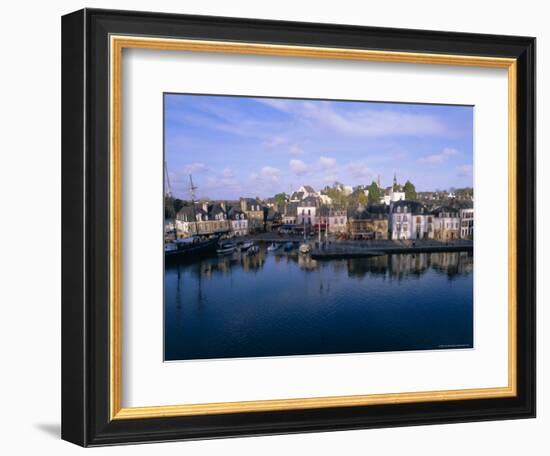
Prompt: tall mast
<box><xmin>318</xmin><ymin>208</ymin><xmax>321</xmax><ymax>243</ymax></box>
<box><xmin>188</xmin><ymin>174</ymin><xmax>199</xmax><ymax>235</ymax></box>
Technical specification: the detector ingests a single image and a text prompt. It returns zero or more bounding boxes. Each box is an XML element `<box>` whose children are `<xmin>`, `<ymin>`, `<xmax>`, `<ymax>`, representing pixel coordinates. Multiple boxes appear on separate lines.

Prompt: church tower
<box><xmin>393</xmin><ymin>172</ymin><xmax>397</xmax><ymax>191</ymax></box>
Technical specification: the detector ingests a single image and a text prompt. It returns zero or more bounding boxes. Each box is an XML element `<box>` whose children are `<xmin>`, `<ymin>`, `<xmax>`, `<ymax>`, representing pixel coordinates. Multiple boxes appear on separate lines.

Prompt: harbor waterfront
<box><xmin>163</xmin><ymin>95</ymin><xmax>475</xmax><ymax>361</ymax></box>
<box><xmin>164</xmin><ymin>245</ymin><xmax>473</xmax><ymax>361</ymax></box>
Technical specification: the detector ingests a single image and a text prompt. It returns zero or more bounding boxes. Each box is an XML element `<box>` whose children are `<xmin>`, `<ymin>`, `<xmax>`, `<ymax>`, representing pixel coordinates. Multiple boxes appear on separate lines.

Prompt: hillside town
<box><xmin>165</xmin><ymin>174</ymin><xmax>474</xmax><ymax>243</ymax></box>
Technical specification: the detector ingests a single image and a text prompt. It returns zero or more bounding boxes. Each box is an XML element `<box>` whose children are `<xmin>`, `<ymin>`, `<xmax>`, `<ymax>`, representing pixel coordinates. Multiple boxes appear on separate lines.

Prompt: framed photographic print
<box><xmin>61</xmin><ymin>8</ymin><xmax>536</xmax><ymax>446</ymax></box>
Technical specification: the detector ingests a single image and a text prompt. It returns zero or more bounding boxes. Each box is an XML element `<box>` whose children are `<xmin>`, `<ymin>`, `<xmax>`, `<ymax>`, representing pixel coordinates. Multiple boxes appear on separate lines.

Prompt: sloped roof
<box><xmin>299</xmin><ymin>196</ymin><xmax>318</xmax><ymax>207</ymax></box>
<box><xmin>391</xmin><ymin>200</ymin><xmax>428</xmax><ymax>215</ymax></box>
<box><xmin>431</xmin><ymin>205</ymin><xmax>460</xmax><ymax>216</ymax></box>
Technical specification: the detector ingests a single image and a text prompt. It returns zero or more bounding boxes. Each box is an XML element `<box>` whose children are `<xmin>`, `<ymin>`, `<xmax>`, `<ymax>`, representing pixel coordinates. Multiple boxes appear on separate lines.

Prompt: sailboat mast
<box><xmin>189</xmin><ymin>174</ymin><xmax>199</xmax><ymax>236</ymax></box>
<box><xmin>318</xmin><ymin>210</ymin><xmax>321</xmax><ymax>243</ymax></box>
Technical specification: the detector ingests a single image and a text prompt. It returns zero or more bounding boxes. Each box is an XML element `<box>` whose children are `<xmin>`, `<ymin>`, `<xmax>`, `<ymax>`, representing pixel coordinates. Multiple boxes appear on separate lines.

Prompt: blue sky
<box><xmin>165</xmin><ymin>94</ymin><xmax>473</xmax><ymax>200</ymax></box>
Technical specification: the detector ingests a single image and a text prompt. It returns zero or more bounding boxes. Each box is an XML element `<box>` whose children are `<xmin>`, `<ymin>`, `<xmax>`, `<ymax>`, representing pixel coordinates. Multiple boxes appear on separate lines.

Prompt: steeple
<box><xmin>393</xmin><ymin>172</ymin><xmax>397</xmax><ymax>191</ymax></box>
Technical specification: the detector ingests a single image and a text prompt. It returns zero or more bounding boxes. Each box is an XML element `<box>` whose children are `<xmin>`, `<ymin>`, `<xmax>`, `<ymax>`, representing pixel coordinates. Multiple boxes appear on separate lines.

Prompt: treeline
<box><xmin>164</xmin><ymin>196</ymin><xmax>186</xmax><ymax>219</ymax></box>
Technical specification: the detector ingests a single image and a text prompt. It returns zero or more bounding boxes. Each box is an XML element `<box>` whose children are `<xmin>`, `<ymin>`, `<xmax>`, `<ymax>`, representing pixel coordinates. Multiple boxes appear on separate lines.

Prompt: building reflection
<box><xmin>166</xmin><ymin>247</ymin><xmax>473</xmax><ymax>281</ymax></box>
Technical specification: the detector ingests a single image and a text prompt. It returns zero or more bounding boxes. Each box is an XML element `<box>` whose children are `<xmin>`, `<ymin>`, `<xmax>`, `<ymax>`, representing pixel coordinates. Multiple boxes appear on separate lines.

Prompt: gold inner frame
<box><xmin>109</xmin><ymin>35</ymin><xmax>518</xmax><ymax>420</ymax></box>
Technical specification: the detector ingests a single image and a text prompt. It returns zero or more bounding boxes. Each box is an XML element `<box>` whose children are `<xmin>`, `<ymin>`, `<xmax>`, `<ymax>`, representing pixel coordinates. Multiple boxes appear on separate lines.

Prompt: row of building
<box><xmin>170</xmin><ymin>197</ymin><xmax>474</xmax><ymax>241</ymax></box>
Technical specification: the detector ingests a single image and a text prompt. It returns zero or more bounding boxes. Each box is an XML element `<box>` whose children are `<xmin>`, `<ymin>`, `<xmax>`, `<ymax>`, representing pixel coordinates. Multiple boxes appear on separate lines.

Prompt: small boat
<box><xmin>247</xmin><ymin>245</ymin><xmax>260</xmax><ymax>256</ymax></box>
<box><xmin>267</xmin><ymin>243</ymin><xmax>281</xmax><ymax>252</ymax></box>
<box><xmin>216</xmin><ymin>242</ymin><xmax>236</xmax><ymax>255</ymax></box>
<box><xmin>164</xmin><ymin>236</ymin><xmax>219</xmax><ymax>260</ymax></box>
<box><xmin>299</xmin><ymin>243</ymin><xmax>312</xmax><ymax>254</ymax></box>
<box><xmin>239</xmin><ymin>241</ymin><xmax>254</xmax><ymax>251</ymax></box>
<box><xmin>283</xmin><ymin>242</ymin><xmax>294</xmax><ymax>252</ymax></box>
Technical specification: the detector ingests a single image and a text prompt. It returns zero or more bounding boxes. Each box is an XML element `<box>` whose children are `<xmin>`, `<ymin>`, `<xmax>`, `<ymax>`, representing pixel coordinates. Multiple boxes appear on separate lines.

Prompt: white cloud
<box><xmin>261</xmin><ymin>166</ymin><xmax>280</xmax><ymax>177</ymax></box>
<box><xmin>222</xmin><ymin>167</ymin><xmax>235</xmax><ymax>178</ymax></box>
<box><xmin>258</xmin><ymin>98</ymin><xmax>448</xmax><ymax>137</ymax></box>
<box><xmin>289</xmin><ymin>159</ymin><xmax>308</xmax><ymax>175</ymax></box>
<box><xmin>347</xmin><ymin>162</ymin><xmax>373</xmax><ymax>179</ymax></box>
<box><xmin>318</xmin><ymin>156</ymin><xmax>337</xmax><ymax>169</ymax></box>
<box><xmin>182</xmin><ymin>162</ymin><xmax>209</xmax><ymax>174</ymax></box>
<box><xmin>255</xmin><ymin>166</ymin><xmax>281</xmax><ymax>183</ymax></box>
<box><xmin>417</xmin><ymin>147</ymin><xmax>459</xmax><ymax>165</ymax></box>
<box><xmin>289</xmin><ymin>145</ymin><xmax>304</xmax><ymax>156</ymax></box>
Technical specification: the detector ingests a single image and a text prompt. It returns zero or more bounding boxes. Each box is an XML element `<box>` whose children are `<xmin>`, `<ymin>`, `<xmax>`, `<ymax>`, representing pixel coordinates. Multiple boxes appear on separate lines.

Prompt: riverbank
<box><xmin>309</xmin><ymin>240</ymin><xmax>473</xmax><ymax>259</ymax></box>
<box><xmin>242</xmin><ymin>234</ymin><xmax>473</xmax><ymax>259</ymax></box>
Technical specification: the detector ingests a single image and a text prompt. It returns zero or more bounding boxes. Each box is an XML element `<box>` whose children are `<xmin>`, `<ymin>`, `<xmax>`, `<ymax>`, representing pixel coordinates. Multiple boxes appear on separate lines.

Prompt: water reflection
<box><xmin>164</xmin><ymin>246</ymin><xmax>473</xmax><ymax>360</ymax></box>
<box><xmin>166</xmin><ymin>246</ymin><xmax>473</xmax><ymax>281</ymax></box>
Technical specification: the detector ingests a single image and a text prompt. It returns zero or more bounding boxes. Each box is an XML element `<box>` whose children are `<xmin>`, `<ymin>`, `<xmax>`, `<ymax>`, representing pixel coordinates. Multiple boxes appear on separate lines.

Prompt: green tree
<box><xmin>356</xmin><ymin>191</ymin><xmax>368</xmax><ymax>206</ymax></box>
<box><xmin>164</xmin><ymin>196</ymin><xmax>185</xmax><ymax>219</ymax></box>
<box><xmin>173</xmin><ymin>198</ymin><xmax>184</xmax><ymax>214</ymax></box>
<box><xmin>164</xmin><ymin>196</ymin><xmax>175</xmax><ymax>219</ymax></box>
<box><xmin>366</xmin><ymin>181</ymin><xmax>381</xmax><ymax>203</ymax></box>
<box><xmin>403</xmin><ymin>180</ymin><xmax>417</xmax><ymax>200</ymax></box>
<box><xmin>274</xmin><ymin>192</ymin><xmax>287</xmax><ymax>205</ymax></box>
<box><xmin>323</xmin><ymin>188</ymin><xmax>347</xmax><ymax>206</ymax></box>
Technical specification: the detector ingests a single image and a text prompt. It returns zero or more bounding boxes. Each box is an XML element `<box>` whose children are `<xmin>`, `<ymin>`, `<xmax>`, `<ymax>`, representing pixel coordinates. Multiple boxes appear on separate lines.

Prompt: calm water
<box><xmin>164</xmin><ymin>247</ymin><xmax>473</xmax><ymax>361</ymax></box>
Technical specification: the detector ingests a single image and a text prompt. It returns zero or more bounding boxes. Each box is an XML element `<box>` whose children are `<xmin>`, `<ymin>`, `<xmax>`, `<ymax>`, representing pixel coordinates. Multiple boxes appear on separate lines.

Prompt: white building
<box><xmin>380</xmin><ymin>174</ymin><xmax>406</xmax><ymax>205</ymax></box>
<box><xmin>317</xmin><ymin>193</ymin><xmax>333</xmax><ymax>205</ymax></box>
<box><xmin>390</xmin><ymin>201</ymin><xmax>429</xmax><ymax>240</ymax></box>
<box><xmin>381</xmin><ymin>185</ymin><xmax>406</xmax><ymax>205</ymax></box>
<box><xmin>228</xmin><ymin>209</ymin><xmax>248</xmax><ymax>237</ymax></box>
<box><xmin>432</xmin><ymin>206</ymin><xmax>460</xmax><ymax>240</ymax></box>
<box><xmin>328</xmin><ymin>209</ymin><xmax>348</xmax><ymax>234</ymax></box>
<box><xmin>297</xmin><ymin>197</ymin><xmax>317</xmax><ymax>226</ymax></box>
<box><xmin>316</xmin><ymin>207</ymin><xmax>347</xmax><ymax>234</ymax></box>
<box><xmin>459</xmin><ymin>207</ymin><xmax>474</xmax><ymax>239</ymax></box>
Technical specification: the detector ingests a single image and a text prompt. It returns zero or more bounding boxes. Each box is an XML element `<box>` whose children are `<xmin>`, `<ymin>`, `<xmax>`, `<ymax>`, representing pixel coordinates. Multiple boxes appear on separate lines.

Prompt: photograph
<box><xmin>163</xmin><ymin>94</ymin><xmax>475</xmax><ymax>361</ymax></box>
<box><xmin>57</xmin><ymin>5</ymin><xmax>536</xmax><ymax>448</ymax></box>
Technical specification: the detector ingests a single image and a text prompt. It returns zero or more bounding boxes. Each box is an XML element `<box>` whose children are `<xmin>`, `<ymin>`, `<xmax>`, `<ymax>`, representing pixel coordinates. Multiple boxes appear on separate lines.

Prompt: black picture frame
<box><xmin>62</xmin><ymin>8</ymin><xmax>536</xmax><ymax>447</ymax></box>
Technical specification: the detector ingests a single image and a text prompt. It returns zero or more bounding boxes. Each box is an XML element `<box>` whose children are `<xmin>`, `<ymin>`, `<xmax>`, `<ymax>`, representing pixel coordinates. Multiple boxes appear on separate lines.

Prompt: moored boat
<box><xmin>283</xmin><ymin>242</ymin><xmax>295</xmax><ymax>252</ymax></box>
<box><xmin>267</xmin><ymin>243</ymin><xmax>281</xmax><ymax>252</ymax></box>
<box><xmin>239</xmin><ymin>241</ymin><xmax>254</xmax><ymax>251</ymax></box>
<box><xmin>217</xmin><ymin>242</ymin><xmax>236</xmax><ymax>255</ymax></box>
<box><xmin>164</xmin><ymin>236</ymin><xmax>219</xmax><ymax>260</ymax></box>
<box><xmin>247</xmin><ymin>245</ymin><xmax>260</xmax><ymax>256</ymax></box>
